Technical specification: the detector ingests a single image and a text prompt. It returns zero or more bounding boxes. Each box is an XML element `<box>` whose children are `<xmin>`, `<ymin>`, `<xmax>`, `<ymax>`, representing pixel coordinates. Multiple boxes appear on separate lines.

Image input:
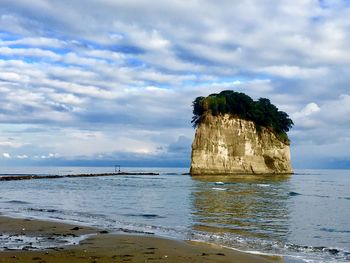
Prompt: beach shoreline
<box><xmin>0</xmin><ymin>215</ymin><xmax>282</xmax><ymax>262</ymax></box>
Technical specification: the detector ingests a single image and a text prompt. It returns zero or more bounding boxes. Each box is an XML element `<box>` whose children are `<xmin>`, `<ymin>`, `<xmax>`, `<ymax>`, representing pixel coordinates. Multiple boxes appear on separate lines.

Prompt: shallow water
<box><xmin>0</xmin><ymin>167</ymin><xmax>349</xmax><ymax>262</ymax></box>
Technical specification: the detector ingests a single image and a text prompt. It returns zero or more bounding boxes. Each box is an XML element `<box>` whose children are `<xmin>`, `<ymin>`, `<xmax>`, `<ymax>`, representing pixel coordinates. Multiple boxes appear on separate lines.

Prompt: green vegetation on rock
<box><xmin>191</xmin><ymin>90</ymin><xmax>293</xmax><ymax>142</ymax></box>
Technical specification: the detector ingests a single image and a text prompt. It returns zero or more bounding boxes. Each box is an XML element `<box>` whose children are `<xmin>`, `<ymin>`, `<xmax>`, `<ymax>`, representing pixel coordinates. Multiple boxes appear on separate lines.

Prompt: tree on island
<box><xmin>191</xmin><ymin>90</ymin><xmax>294</xmax><ymax>143</ymax></box>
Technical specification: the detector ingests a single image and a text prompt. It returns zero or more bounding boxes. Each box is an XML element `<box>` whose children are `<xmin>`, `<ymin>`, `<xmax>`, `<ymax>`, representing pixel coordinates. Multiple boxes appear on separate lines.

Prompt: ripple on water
<box><xmin>288</xmin><ymin>192</ymin><xmax>302</xmax><ymax>197</ymax></box>
<box><xmin>124</xmin><ymin>213</ymin><xmax>166</xmax><ymax>219</ymax></box>
<box><xmin>27</xmin><ymin>208</ymin><xmax>59</xmax><ymax>213</ymax></box>
<box><xmin>320</xmin><ymin>228</ymin><xmax>350</xmax><ymax>234</ymax></box>
<box><xmin>5</xmin><ymin>200</ymin><xmax>31</xmax><ymax>205</ymax></box>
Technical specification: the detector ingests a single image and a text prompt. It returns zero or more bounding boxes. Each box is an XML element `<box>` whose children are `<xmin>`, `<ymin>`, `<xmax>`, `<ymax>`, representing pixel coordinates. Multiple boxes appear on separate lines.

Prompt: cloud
<box><xmin>0</xmin><ymin>1</ymin><xmax>349</xmax><ymax>167</ymax></box>
<box><xmin>38</xmin><ymin>153</ymin><xmax>59</xmax><ymax>159</ymax></box>
<box><xmin>0</xmin><ymin>46</ymin><xmax>61</xmax><ymax>60</ymax></box>
<box><xmin>2</xmin><ymin>152</ymin><xmax>11</xmax><ymax>158</ymax></box>
<box><xmin>321</xmin><ymin>94</ymin><xmax>350</xmax><ymax>125</ymax></box>
<box><xmin>257</xmin><ymin>66</ymin><xmax>329</xmax><ymax>79</ymax></box>
<box><xmin>292</xmin><ymin>102</ymin><xmax>321</xmax><ymax>128</ymax></box>
<box><xmin>16</xmin><ymin>154</ymin><xmax>28</xmax><ymax>159</ymax></box>
<box><xmin>167</xmin><ymin>135</ymin><xmax>192</xmax><ymax>154</ymax></box>
<box><xmin>0</xmin><ymin>37</ymin><xmax>66</xmax><ymax>48</ymax></box>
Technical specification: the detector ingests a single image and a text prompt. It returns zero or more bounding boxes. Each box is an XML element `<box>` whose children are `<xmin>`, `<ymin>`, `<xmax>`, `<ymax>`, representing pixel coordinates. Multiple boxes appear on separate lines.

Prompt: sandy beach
<box><xmin>0</xmin><ymin>216</ymin><xmax>281</xmax><ymax>263</ymax></box>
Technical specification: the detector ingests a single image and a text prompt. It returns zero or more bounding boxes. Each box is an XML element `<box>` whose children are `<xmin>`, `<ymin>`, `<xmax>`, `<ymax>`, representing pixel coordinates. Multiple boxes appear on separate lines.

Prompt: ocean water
<box><xmin>0</xmin><ymin>167</ymin><xmax>349</xmax><ymax>262</ymax></box>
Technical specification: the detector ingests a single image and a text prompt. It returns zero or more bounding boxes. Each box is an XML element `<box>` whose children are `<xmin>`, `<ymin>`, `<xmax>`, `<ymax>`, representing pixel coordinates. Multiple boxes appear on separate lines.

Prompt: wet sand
<box><xmin>0</xmin><ymin>216</ymin><xmax>282</xmax><ymax>262</ymax></box>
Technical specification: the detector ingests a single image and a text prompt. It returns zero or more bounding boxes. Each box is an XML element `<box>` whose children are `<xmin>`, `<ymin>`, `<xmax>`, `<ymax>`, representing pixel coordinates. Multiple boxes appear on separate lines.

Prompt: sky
<box><xmin>0</xmin><ymin>0</ymin><xmax>350</xmax><ymax>168</ymax></box>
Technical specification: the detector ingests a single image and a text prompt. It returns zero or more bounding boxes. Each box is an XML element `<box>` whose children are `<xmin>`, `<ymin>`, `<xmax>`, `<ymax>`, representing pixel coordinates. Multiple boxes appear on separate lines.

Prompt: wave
<box><xmin>212</xmin><ymin>187</ymin><xmax>228</xmax><ymax>191</ymax></box>
<box><xmin>288</xmin><ymin>191</ymin><xmax>302</xmax><ymax>196</ymax></box>
<box><xmin>5</xmin><ymin>200</ymin><xmax>31</xmax><ymax>205</ymax></box>
<box><xmin>26</xmin><ymin>208</ymin><xmax>59</xmax><ymax>213</ymax></box>
<box><xmin>313</xmin><ymin>194</ymin><xmax>330</xmax><ymax>198</ymax></box>
<box><xmin>284</xmin><ymin>243</ymin><xmax>350</xmax><ymax>261</ymax></box>
<box><xmin>320</xmin><ymin>228</ymin><xmax>350</xmax><ymax>234</ymax></box>
<box><xmin>123</xmin><ymin>213</ymin><xmax>166</xmax><ymax>219</ymax></box>
<box><xmin>190</xmin><ymin>231</ymin><xmax>350</xmax><ymax>263</ymax></box>
<box><xmin>114</xmin><ymin>227</ymin><xmax>154</xmax><ymax>235</ymax></box>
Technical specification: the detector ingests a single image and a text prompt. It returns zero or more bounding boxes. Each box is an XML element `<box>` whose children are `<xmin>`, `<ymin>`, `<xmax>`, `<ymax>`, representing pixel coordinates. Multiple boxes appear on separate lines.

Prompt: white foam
<box><xmin>212</xmin><ymin>187</ymin><xmax>228</xmax><ymax>191</ymax></box>
<box><xmin>0</xmin><ymin>233</ymin><xmax>94</xmax><ymax>251</ymax></box>
<box><xmin>256</xmin><ymin>184</ymin><xmax>271</xmax><ymax>187</ymax></box>
<box><xmin>189</xmin><ymin>238</ymin><xmax>282</xmax><ymax>258</ymax></box>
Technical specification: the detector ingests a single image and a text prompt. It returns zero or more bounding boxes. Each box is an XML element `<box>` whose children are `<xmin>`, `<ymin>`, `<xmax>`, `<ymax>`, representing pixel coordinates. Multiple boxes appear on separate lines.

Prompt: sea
<box><xmin>0</xmin><ymin>167</ymin><xmax>349</xmax><ymax>262</ymax></box>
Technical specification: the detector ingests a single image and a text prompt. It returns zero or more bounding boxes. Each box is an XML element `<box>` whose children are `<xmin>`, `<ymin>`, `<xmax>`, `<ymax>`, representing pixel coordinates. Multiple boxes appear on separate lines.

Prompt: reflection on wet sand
<box><xmin>191</xmin><ymin>174</ymin><xmax>292</xmax><ymax>242</ymax></box>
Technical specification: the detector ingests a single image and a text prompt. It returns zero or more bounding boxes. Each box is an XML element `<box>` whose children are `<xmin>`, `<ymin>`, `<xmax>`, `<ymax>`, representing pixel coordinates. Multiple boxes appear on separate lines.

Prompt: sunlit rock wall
<box><xmin>190</xmin><ymin>114</ymin><xmax>293</xmax><ymax>175</ymax></box>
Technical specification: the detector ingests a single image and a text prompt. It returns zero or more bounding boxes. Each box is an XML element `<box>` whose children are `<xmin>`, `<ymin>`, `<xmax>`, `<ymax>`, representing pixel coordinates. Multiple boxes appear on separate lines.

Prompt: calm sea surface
<box><xmin>0</xmin><ymin>167</ymin><xmax>349</xmax><ymax>262</ymax></box>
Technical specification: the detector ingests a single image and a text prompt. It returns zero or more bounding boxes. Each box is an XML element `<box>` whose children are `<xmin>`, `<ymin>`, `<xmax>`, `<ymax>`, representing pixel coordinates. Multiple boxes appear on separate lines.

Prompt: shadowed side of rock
<box><xmin>190</xmin><ymin>114</ymin><xmax>293</xmax><ymax>175</ymax></box>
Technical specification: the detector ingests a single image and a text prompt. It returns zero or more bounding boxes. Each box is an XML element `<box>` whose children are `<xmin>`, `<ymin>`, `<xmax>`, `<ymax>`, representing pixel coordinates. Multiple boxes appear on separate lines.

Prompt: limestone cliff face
<box><xmin>190</xmin><ymin>114</ymin><xmax>293</xmax><ymax>175</ymax></box>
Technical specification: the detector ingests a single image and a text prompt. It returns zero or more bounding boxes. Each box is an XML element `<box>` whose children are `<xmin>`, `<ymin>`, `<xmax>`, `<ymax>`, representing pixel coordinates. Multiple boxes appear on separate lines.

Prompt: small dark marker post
<box><xmin>114</xmin><ymin>165</ymin><xmax>121</xmax><ymax>173</ymax></box>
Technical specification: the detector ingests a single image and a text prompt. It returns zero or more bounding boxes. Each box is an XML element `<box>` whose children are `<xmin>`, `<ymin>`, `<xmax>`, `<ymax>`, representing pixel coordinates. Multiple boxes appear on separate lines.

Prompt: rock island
<box><xmin>190</xmin><ymin>90</ymin><xmax>293</xmax><ymax>175</ymax></box>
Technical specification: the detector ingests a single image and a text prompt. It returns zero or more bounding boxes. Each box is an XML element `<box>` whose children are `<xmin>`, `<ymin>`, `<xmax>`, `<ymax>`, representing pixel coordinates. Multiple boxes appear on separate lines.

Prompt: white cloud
<box><xmin>257</xmin><ymin>66</ymin><xmax>329</xmax><ymax>79</ymax></box>
<box><xmin>0</xmin><ymin>140</ymin><xmax>23</xmax><ymax>148</ymax></box>
<box><xmin>16</xmin><ymin>154</ymin><xmax>28</xmax><ymax>159</ymax></box>
<box><xmin>0</xmin><ymin>37</ymin><xmax>66</xmax><ymax>48</ymax></box>
<box><xmin>2</xmin><ymin>153</ymin><xmax>11</xmax><ymax>159</ymax></box>
<box><xmin>293</xmin><ymin>102</ymin><xmax>321</xmax><ymax>118</ymax></box>
<box><xmin>321</xmin><ymin>94</ymin><xmax>350</xmax><ymax>124</ymax></box>
<box><xmin>48</xmin><ymin>93</ymin><xmax>86</xmax><ymax>106</ymax></box>
<box><xmin>291</xmin><ymin>102</ymin><xmax>321</xmax><ymax>129</ymax></box>
<box><xmin>40</xmin><ymin>153</ymin><xmax>59</xmax><ymax>159</ymax></box>
<box><xmin>0</xmin><ymin>47</ymin><xmax>60</xmax><ymax>60</ymax></box>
